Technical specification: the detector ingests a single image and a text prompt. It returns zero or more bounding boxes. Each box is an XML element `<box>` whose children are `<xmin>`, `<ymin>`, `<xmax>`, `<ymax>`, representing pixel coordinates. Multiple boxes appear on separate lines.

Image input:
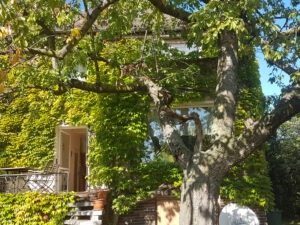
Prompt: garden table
<box><xmin>0</xmin><ymin>167</ymin><xmax>30</xmax><ymax>174</ymax></box>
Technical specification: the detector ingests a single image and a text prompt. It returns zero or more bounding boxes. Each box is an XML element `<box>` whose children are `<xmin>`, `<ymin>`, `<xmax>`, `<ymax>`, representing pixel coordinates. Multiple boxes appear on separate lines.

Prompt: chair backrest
<box><xmin>43</xmin><ymin>160</ymin><xmax>59</xmax><ymax>173</ymax></box>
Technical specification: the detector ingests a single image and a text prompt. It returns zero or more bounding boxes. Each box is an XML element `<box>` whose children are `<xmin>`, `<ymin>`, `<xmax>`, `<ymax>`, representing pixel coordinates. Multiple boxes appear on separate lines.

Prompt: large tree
<box><xmin>0</xmin><ymin>0</ymin><xmax>300</xmax><ymax>224</ymax></box>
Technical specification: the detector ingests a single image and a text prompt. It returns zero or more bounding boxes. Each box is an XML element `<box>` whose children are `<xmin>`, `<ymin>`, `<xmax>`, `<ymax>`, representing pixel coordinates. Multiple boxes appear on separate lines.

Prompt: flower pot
<box><xmin>93</xmin><ymin>199</ymin><xmax>105</xmax><ymax>210</ymax></box>
<box><xmin>97</xmin><ymin>189</ymin><xmax>109</xmax><ymax>202</ymax></box>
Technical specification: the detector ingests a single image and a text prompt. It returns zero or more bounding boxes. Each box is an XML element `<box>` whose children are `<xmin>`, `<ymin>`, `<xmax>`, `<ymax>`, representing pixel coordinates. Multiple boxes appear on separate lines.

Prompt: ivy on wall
<box><xmin>0</xmin><ymin>90</ymin><xmax>66</xmax><ymax>168</ymax></box>
<box><xmin>0</xmin><ymin>88</ymin><xmax>98</xmax><ymax>168</ymax></box>
<box><xmin>0</xmin><ymin>192</ymin><xmax>75</xmax><ymax>225</ymax></box>
<box><xmin>220</xmin><ymin>52</ymin><xmax>274</xmax><ymax>210</ymax></box>
<box><xmin>88</xmin><ymin>93</ymin><xmax>182</xmax><ymax>214</ymax></box>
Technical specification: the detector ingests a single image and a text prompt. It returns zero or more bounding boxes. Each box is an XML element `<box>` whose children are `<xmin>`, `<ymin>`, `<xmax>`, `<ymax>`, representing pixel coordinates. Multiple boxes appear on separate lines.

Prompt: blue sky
<box><xmin>257</xmin><ymin>0</ymin><xmax>293</xmax><ymax>96</ymax></box>
<box><xmin>257</xmin><ymin>52</ymin><xmax>290</xmax><ymax>96</ymax></box>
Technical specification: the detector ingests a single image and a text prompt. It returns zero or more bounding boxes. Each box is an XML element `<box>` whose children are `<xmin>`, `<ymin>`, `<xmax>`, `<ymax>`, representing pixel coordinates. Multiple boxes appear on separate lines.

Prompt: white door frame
<box><xmin>55</xmin><ymin>125</ymin><xmax>89</xmax><ymax>192</ymax></box>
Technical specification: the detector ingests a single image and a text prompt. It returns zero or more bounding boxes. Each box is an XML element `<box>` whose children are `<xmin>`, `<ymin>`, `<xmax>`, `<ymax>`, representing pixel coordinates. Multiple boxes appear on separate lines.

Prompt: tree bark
<box><xmin>178</xmin><ymin>30</ymin><xmax>239</xmax><ymax>225</ymax></box>
<box><xmin>179</xmin><ymin>161</ymin><xmax>224</xmax><ymax>225</ymax></box>
<box><xmin>211</xmin><ymin>30</ymin><xmax>238</xmax><ymax>137</ymax></box>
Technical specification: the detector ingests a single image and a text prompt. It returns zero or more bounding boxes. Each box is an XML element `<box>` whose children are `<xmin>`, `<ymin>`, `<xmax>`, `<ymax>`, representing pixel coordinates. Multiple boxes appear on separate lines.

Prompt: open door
<box><xmin>56</xmin><ymin>125</ymin><xmax>88</xmax><ymax>192</ymax></box>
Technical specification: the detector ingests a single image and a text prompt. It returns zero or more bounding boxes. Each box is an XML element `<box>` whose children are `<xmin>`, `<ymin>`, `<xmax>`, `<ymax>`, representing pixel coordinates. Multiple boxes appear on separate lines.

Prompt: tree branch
<box><xmin>280</xmin><ymin>26</ymin><xmax>300</xmax><ymax>37</ymax></box>
<box><xmin>266</xmin><ymin>58</ymin><xmax>299</xmax><ymax>75</ymax></box>
<box><xmin>139</xmin><ymin>75</ymin><xmax>192</xmax><ymax>169</ymax></box>
<box><xmin>190</xmin><ymin>112</ymin><xmax>203</xmax><ymax>153</ymax></box>
<box><xmin>24</xmin><ymin>48</ymin><xmax>62</xmax><ymax>59</ymax></box>
<box><xmin>12</xmin><ymin>1</ymin><xmax>119</xmax><ymax>60</ymax></box>
<box><xmin>67</xmin><ymin>78</ymin><xmax>147</xmax><ymax>93</ymax></box>
<box><xmin>88</xmin><ymin>53</ymin><xmax>111</xmax><ymax>64</ymax></box>
<box><xmin>229</xmin><ymin>84</ymin><xmax>300</xmax><ymax>166</ymax></box>
<box><xmin>253</xmin><ymin>84</ymin><xmax>300</xmax><ymax>139</ymax></box>
<box><xmin>82</xmin><ymin>0</ymin><xmax>90</xmax><ymax>18</ymax></box>
<box><xmin>0</xmin><ymin>78</ymin><xmax>148</xmax><ymax>101</ymax></box>
<box><xmin>261</xmin><ymin>39</ymin><xmax>299</xmax><ymax>75</ymax></box>
<box><xmin>147</xmin><ymin>0</ymin><xmax>191</xmax><ymax>22</ymax></box>
<box><xmin>57</xmin><ymin>0</ymin><xmax>119</xmax><ymax>58</ymax></box>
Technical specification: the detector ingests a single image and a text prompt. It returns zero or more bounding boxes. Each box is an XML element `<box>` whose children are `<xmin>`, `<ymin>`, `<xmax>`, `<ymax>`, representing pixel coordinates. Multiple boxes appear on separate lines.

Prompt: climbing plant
<box><xmin>0</xmin><ymin>192</ymin><xmax>75</xmax><ymax>225</ymax></box>
<box><xmin>220</xmin><ymin>52</ymin><xmax>274</xmax><ymax>210</ymax></box>
<box><xmin>88</xmin><ymin>92</ymin><xmax>182</xmax><ymax>214</ymax></box>
<box><xmin>0</xmin><ymin>90</ymin><xmax>65</xmax><ymax>168</ymax></box>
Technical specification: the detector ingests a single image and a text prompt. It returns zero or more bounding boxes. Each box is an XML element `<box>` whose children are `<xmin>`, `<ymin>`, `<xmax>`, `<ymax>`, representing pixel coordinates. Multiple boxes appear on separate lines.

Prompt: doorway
<box><xmin>56</xmin><ymin>126</ymin><xmax>88</xmax><ymax>192</ymax></box>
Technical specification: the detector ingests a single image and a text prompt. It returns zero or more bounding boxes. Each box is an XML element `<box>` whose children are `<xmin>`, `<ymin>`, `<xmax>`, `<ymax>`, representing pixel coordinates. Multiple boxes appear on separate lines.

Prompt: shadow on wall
<box><xmin>157</xmin><ymin>197</ymin><xmax>180</xmax><ymax>225</ymax></box>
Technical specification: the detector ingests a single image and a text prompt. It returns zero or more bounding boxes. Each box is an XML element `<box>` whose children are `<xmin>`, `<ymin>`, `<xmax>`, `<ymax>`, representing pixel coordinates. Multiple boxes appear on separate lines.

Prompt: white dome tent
<box><xmin>219</xmin><ymin>203</ymin><xmax>260</xmax><ymax>225</ymax></box>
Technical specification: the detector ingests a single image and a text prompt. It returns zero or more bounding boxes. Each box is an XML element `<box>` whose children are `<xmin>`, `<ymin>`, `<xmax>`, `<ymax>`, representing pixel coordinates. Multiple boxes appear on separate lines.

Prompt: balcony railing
<box><xmin>0</xmin><ymin>167</ymin><xmax>69</xmax><ymax>193</ymax></box>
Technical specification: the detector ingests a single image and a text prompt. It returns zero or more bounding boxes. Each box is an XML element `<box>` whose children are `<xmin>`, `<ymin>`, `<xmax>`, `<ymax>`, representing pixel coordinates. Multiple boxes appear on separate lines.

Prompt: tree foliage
<box><xmin>267</xmin><ymin>116</ymin><xmax>300</xmax><ymax>218</ymax></box>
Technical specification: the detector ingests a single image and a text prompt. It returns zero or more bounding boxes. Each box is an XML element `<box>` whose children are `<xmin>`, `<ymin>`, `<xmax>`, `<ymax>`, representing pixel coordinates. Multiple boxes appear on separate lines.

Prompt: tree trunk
<box><xmin>211</xmin><ymin>30</ymin><xmax>238</xmax><ymax>137</ymax></box>
<box><xmin>179</xmin><ymin>166</ymin><xmax>223</xmax><ymax>225</ymax></box>
<box><xmin>177</xmin><ymin>30</ymin><xmax>238</xmax><ymax>225</ymax></box>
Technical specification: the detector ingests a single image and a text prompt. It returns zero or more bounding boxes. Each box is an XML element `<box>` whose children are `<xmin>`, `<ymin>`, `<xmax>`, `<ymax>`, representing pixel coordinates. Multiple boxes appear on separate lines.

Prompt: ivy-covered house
<box><xmin>0</xmin><ymin>6</ymin><xmax>275</xmax><ymax>225</ymax></box>
<box><xmin>1</xmin><ymin>30</ymin><xmax>273</xmax><ymax>188</ymax></box>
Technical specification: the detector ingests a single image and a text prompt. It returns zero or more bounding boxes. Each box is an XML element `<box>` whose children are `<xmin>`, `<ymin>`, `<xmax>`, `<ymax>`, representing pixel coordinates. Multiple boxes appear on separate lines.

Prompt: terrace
<box><xmin>0</xmin><ymin>164</ymin><xmax>69</xmax><ymax>193</ymax></box>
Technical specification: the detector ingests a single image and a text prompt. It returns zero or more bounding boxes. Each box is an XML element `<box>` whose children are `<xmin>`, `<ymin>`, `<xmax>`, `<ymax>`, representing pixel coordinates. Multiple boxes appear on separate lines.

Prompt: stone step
<box><xmin>64</xmin><ymin>219</ymin><xmax>102</xmax><ymax>225</ymax></box>
<box><xmin>69</xmin><ymin>201</ymin><xmax>94</xmax><ymax>208</ymax></box>
<box><xmin>69</xmin><ymin>210</ymin><xmax>103</xmax><ymax>217</ymax></box>
<box><xmin>65</xmin><ymin>195</ymin><xmax>103</xmax><ymax>225</ymax></box>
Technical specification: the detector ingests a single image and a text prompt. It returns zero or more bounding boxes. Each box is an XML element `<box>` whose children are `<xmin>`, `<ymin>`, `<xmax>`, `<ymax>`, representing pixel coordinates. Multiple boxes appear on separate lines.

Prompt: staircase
<box><xmin>64</xmin><ymin>192</ymin><xmax>103</xmax><ymax>225</ymax></box>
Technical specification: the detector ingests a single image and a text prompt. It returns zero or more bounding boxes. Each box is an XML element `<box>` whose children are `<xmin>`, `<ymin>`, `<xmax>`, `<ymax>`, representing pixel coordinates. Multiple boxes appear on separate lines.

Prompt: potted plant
<box><xmin>97</xmin><ymin>189</ymin><xmax>109</xmax><ymax>202</ymax></box>
<box><xmin>93</xmin><ymin>189</ymin><xmax>109</xmax><ymax>210</ymax></box>
<box><xmin>93</xmin><ymin>198</ymin><xmax>105</xmax><ymax>210</ymax></box>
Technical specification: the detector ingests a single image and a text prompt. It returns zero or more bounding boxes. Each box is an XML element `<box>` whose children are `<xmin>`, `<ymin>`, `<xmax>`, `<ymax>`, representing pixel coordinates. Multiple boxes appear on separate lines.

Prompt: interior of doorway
<box><xmin>57</xmin><ymin>126</ymin><xmax>88</xmax><ymax>192</ymax></box>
